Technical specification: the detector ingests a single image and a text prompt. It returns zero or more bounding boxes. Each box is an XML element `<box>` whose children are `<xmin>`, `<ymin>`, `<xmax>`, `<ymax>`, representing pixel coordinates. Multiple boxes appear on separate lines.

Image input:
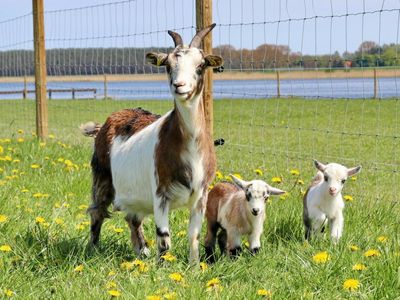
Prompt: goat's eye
<box><xmin>324</xmin><ymin>175</ymin><xmax>328</xmax><ymax>182</ymax></box>
<box><xmin>245</xmin><ymin>191</ymin><xmax>251</xmax><ymax>202</ymax></box>
<box><xmin>341</xmin><ymin>179</ymin><xmax>346</xmax><ymax>184</ymax></box>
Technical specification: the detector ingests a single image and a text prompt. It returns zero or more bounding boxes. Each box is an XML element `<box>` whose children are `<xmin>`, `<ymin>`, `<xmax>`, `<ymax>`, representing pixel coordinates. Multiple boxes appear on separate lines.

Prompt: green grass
<box><xmin>0</xmin><ymin>98</ymin><xmax>399</xmax><ymax>299</ymax></box>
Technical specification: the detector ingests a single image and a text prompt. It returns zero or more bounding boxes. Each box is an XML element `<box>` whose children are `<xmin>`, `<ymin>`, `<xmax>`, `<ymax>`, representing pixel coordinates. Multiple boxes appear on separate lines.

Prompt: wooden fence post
<box><xmin>104</xmin><ymin>74</ymin><xmax>108</xmax><ymax>100</ymax></box>
<box><xmin>23</xmin><ymin>75</ymin><xmax>27</xmax><ymax>99</ymax></box>
<box><xmin>32</xmin><ymin>0</ymin><xmax>48</xmax><ymax>139</ymax></box>
<box><xmin>196</xmin><ymin>0</ymin><xmax>213</xmax><ymax>137</ymax></box>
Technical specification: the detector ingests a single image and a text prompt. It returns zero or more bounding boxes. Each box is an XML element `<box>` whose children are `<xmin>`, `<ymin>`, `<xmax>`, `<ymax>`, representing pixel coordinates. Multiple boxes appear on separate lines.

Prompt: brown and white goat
<box><xmin>204</xmin><ymin>175</ymin><xmax>285</xmax><ymax>263</ymax></box>
<box><xmin>80</xmin><ymin>24</ymin><xmax>223</xmax><ymax>264</ymax></box>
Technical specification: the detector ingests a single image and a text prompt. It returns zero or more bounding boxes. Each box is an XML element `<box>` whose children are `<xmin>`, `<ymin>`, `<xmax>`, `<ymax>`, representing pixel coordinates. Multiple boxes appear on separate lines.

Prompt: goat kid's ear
<box><xmin>229</xmin><ymin>174</ymin><xmax>251</xmax><ymax>190</ymax></box>
<box><xmin>268</xmin><ymin>186</ymin><xmax>286</xmax><ymax>196</ymax></box>
<box><xmin>313</xmin><ymin>159</ymin><xmax>327</xmax><ymax>172</ymax></box>
<box><xmin>204</xmin><ymin>55</ymin><xmax>223</xmax><ymax>68</ymax></box>
<box><xmin>146</xmin><ymin>52</ymin><xmax>168</xmax><ymax>66</ymax></box>
<box><xmin>347</xmin><ymin>165</ymin><xmax>362</xmax><ymax>177</ymax></box>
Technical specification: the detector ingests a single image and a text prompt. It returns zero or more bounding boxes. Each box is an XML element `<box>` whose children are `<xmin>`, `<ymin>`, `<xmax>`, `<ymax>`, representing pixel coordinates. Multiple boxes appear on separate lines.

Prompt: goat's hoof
<box><xmin>140</xmin><ymin>247</ymin><xmax>151</xmax><ymax>258</ymax></box>
<box><xmin>250</xmin><ymin>247</ymin><xmax>260</xmax><ymax>255</ymax></box>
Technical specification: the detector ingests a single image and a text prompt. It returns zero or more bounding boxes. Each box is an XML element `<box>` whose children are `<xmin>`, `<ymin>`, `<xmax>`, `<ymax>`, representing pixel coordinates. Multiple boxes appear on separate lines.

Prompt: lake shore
<box><xmin>1</xmin><ymin>68</ymin><xmax>399</xmax><ymax>83</ymax></box>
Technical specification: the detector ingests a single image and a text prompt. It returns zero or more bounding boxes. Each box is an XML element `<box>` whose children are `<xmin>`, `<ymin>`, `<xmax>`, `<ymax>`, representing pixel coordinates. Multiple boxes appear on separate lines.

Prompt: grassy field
<box><xmin>0</xmin><ymin>98</ymin><xmax>399</xmax><ymax>299</ymax></box>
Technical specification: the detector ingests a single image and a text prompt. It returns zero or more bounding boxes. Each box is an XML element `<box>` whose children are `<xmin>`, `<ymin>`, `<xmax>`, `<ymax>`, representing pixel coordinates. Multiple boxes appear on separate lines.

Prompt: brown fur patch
<box><xmin>94</xmin><ymin>108</ymin><xmax>160</xmax><ymax>172</ymax></box>
<box><xmin>206</xmin><ymin>182</ymin><xmax>238</xmax><ymax>223</ymax></box>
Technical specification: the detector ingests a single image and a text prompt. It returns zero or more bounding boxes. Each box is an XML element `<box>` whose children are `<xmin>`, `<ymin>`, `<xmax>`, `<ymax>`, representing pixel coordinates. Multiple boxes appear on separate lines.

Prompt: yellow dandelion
<box><xmin>257</xmin><ymin>289</ymin><xmax>272</xmax><ymax>297</ymax></box>
<box><xmin>297</xmin><ymin>179</ymin><xmax>304</xmax><ymax>185</ymax></box>
<box><xmin>21</xmin><ymin>188</ymin><xmax>29</xmax><ymax>193</ymax></box>
<box><xmin>343</xmin><ymin>279</ymin><xmax>360</xmax><ymax>291</ymax></box>
<box><xmin>108</xmin><ymin>270</ymin><xmax>117</xmax><ymax>277</ymax></box>
<box><xmin>352</xmin><ymin>263</ymin><xmax>367</xmax><ymax>271</ymax></box>
<box><xmin>169</xmin><ymin>272</ymin><xmax>183</xmax><ymax>282</ymax></box>
<box><xmin>78</xmin><ymin>204</ymin><xmax>88</xmax><ymax>210</ymax></box>
<box><xmin>290</xmin><ymin>169</ymin><xmax>300</xmax><ymax>176</ymax></box>
<box><xmin>349</xmin><ymin>245</ymin><xmax>359</xmax><ymax>251</ymax></box>
<box><xmin>343</xmin><ymin>195</ymin><xmax>353</xmax><ymax>202</ymax></box>
<box><xmin>0</xmin><ymin>180</ymin><xmax>6</xmax><ymax>186</ymax></box>
<box><xmin>133</xmin><ymin>259</ymin><xmax>148</xmax><ymax>272</ymax></box>
<box><xmin>0</xmin><ymin>244</ymin><xmax>12</xmax><ymax>252</ymax></box>
<box><xmin>17</xmin><ymin>138</ymin><xmax>24</xmax><ymax>143</ymax></box>
<box><xmin>146</xmin><ymin>296</ymin><xmax>161</xmax><ymax>300</ymax></box>
<box><xmin>351</xmin><ymin>176</ymin><xmax>357</xmax><ymax>181</ymax></box>
<box><xmin>233</xmin><ymin>173</ymin><xmax>242</xmax><ymax>179</ymax></box>
<box><xmin>4</xmin><ymin>289</ymin><xmax>14</xmax><ymax>297</ymax></box>
<box><xmin>146</xmin><ymin>239</ymin><xmax>155</xmax><ymax>248</ymax></box>
<box><xmin>200</xmin><ymin>262</ymin><xmax>208</xmax><ymax>271</ymax></box>
<box><xmin>176</xmin><ymin>230</ymin><xmax>186</xmax><ymax>237</ymax></box>
<box><xmin>312</xmin><ymin>251</ymin><xmax>330</xmax><ymax>263</ymax></box>
<box><xmin>113</xmin><ymin>227</ymin><xmax>124</xmax><ymax>233</ymax></box>
<box><xmin>74</xmin><ymin>265</ymin><xmax>84</xmax><ymax>273</ymax></box>
<box><xmin>215</xmin><ymin>171</ymin><xmax>223</xmax><ymax>179</ymax></box>
<box><xmin>39</xmin><ymin>142</ymin><xmax>46</xmax><ymax>147</ymax></box>
<box><xmin>12</xmin><ymin>159</ymin><xmax>20</xmax><ymax>163</ymax></box>
<box><xmin>377</xmin><ymin>236</ymin><xmax>388</xmax><ymax>243</ymax></box>
<box><xmin>0</xmin><ymin>167</ymin><xmax>3</xmax><ymax>173</ymax></box>
<box><xmin>254</xmin><ymin>169</ymin><xmax>263</xmax><ymax>176</ymax></box>
<box><xmin>160</xmin><ymin>252</ymin><xmax>176</xmax><ymax>262</ymax></box>
<box><xmin>271</xmin><ymin>176</ymin><xmax>282</xmax><ymax>183</ymax></box>
<box><xmin>31</xmin><ymin>164</ymin><xmax>41</xmax><ymax>169</ymax></box>
<box><xmin>48</xmin><ymin>134</ymin><xmax>55</xmax><ymax>139</ymax></box>
<box><xmin>206</xmin><ymin>278</ymin><xmax>220</xmax><ymax>288</ymax></box>
<box><xmin>107</xmin><ymin>290</ymin><xmax>121</xmax><ymax>297</ymax></box>
<box><xmin>75</xmin><ymin>224</ymin><xmax>85</xmax><ymax>231</ymax></box>
<box><xmin>55</xmin><ymin>218</ymin><xmax>64</xmax><ymax>225</ymax></box>
<box><xmin>35</xmin><ymin>216</ymin><xmax>46</xmax><ymax>224</ymax></box>
<box><xmin>17</xmin><ymin>129</ymin><xmax>24</xmax><ymax>134</ymax></box>
<box><xmin>0</xmin><ymin>215</ymin><xmax>8</xmax><ymax>223</ymax></box>
<box><xmin>208</xmin><ymin>185</ymin><xmax>214</xmax><ymax>190</ymax></box>
<box><xmin>120</xmin><ymin>261</ymin><xmax>134</xmax><ymax>270</ymax></box>
<box><xmin>364</xmin><ymin>249</ymin><xmax>381</xmax><ymax>257</ymax></box>
<box><xmin>0</xmin><ymin>145</ymin><xmax>3</xmax><ymax>154</ymax></box>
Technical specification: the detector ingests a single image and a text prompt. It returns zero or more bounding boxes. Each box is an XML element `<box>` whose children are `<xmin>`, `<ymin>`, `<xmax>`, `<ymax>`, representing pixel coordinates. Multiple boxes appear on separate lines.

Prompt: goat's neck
<box><xmin>173</xmin><ymin>92</ymin><xmax>205</xmax><ymax>138</ymax></box>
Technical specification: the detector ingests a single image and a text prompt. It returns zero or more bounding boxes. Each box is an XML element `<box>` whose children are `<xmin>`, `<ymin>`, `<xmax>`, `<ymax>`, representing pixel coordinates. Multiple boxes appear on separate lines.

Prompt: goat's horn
<box><xmin>189</xmin><ymin>23</ymin><xmax>216</xmax><ymax>48</ymax></box>
<box><xmin>167</xmin><ymin>30</ymin><xmax>183</xmax><ymax>47</ymax></box>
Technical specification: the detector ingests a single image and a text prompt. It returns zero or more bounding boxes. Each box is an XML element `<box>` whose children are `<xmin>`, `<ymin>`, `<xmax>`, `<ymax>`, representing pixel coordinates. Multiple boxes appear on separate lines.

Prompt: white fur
<box><xmin>304</xmin><ymin>160</ymin><xmax>361</xmax><ymax>243</ymax></box>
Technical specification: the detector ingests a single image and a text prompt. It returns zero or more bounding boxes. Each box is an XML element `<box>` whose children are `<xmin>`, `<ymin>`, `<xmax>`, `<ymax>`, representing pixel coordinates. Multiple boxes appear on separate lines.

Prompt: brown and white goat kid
<box><xmin>204</xmin><ymin>175</ymin><xmax>285</xmax><ymax>262</ymax></box>
<box><xmin>303</xmin><ymin>160</ymin><xmax>361</xmax><ymax>244</ymax></box>
<box><xmin>81</xmin><ymin>24</ymin><xmax>223</xmax><ymax>264</ymax></box>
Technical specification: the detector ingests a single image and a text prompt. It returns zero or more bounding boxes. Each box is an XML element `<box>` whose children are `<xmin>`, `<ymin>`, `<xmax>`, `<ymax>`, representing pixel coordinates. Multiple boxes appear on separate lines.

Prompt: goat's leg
<box><xmin>329</xmin><ymin>211</ymin><xmax>344</xmax><ymax>244</ymax></box>
<box><xmin>126</xmin><ymin>214</ymin><xmax>150</xmax><ymax>257</ymax></box>
<box><xmin>154</xmin><ymin>197</ymin><xmax>171</xmax><ymax>257</ymax></box>
<box><xmin>228</xmin><ymin>232</ymin><xmax>242</xmax><ymax>258</ymax></box>
<box><xmin>217</xmin><ymin>228</ymin><xmax>228</xmax><ymax>255</ymax></box>
<box><xmin>88</xmin><ymin>170</ymin><xmax>114</xmax><ymax>247</ymax></box>
<box><xmin>188</xmin><ymin>194</ymin><xmax>207</xmax><ymax>265</ymax></box>
<box><xmin>204</xmin><ymin>221</ymin><xmax>219</xmax><ymax>263</ymax></box>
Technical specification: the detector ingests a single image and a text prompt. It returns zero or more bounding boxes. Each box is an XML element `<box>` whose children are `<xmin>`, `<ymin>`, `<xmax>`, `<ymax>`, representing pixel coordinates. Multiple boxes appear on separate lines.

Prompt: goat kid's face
<box><xmin>314</xmin><ymin>160</ymin><xmax>362</xmax><ymax>197</ymax></box>
<box><xmin>230</xmin><ymin>175</ymin><xmax>286</xmax><ymax>217</ymax></box>
<box><xmin>146</xmin><ymin>24</ymin><xmax>223</xmax><ymax>102</ymax></box>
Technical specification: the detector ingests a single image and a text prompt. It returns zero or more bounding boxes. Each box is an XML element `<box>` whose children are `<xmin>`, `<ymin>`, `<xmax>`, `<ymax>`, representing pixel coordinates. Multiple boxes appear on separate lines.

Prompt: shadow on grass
<box><xmin>266</xmin><ymin>216</ymin><xmax>304</xmax><ymax>245</ymax></box>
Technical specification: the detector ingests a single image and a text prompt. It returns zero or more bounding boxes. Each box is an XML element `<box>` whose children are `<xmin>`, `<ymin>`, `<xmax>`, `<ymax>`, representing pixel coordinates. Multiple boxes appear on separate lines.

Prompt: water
<box><xmin>0</xmin><ymin>77</ymin><xmax>399</xmax><ymax>100</ymax></box>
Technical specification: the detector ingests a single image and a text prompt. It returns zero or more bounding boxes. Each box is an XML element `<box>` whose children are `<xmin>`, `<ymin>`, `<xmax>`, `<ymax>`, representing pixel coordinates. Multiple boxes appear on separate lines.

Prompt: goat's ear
<box><xmin>347</xmin><ymin>165</ymin><xmax>362</xmax><ymax>177</ymax></box>
<box><xmin>204</xmin><ymin>55</ymin><xmax>223</xmax><ymax>68</ymax></box>
<box><xmin>313</xmin><ymin>159</ymin><xmax>326</xmax><ymax>172</ymax></box>
<box><xmin>146</xmin><ymin>52</ymin><xmax>168</xmax><ymax>66</ymax></box>
<box><xmin>229</xmin><ymin>174</ymin><xmax>250</xmax><ymax>190</ymax></box>
<box><xmin>268</xmin><ymin>186</ymin><xmax>286</xmax><ymax>196</ymax></box>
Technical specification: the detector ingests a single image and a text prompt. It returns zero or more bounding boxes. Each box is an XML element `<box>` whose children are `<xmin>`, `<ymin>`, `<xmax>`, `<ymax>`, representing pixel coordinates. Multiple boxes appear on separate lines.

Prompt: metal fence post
<box><xmin>196</xmin><ymin>0</ymin><xmax>213</xmax><ymax>137</ymax></box>
<box><xmin>32</xmin><ymin>0</ymin><xmax>48</xmax><ymax>139</ymax></box>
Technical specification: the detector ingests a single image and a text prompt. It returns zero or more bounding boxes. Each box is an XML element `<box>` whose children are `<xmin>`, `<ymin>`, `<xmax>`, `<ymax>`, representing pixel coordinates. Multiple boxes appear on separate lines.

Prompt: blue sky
<box><xmin>1</xmin><ymin>0</ymin><xmax>399</xmax><ymax>55</ymax></box>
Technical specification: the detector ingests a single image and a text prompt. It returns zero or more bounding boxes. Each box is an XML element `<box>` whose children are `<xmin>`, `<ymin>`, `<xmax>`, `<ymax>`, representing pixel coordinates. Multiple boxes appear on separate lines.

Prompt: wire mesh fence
<box><xmin>0</xmin><ymin>0</ymin><xmax>399</xmax><ymax>203</ymax></box>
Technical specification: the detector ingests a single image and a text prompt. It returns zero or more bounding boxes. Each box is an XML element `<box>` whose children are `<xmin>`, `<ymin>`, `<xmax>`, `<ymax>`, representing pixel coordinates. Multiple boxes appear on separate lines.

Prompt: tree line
<box><xmin>0</xmin><ymin>41</ymin><xmax>398</xmax><ymax>76</ymax></box>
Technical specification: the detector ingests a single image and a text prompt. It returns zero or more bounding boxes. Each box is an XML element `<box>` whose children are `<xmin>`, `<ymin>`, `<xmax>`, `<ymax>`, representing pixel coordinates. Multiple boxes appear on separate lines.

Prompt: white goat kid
<box><xmin>303</xmin><ymin>160</ymin><xmax>361</xmax><ymax>243</ymax></box>
<box><xmin>205</xmin><ymin>175</ymin><xmax>285</xmax><ymax>262</ymax></box>
<box><xmin>81</xmin><ymin>24</ymin><xmax>223</xmax><ymax>264</ymax></box>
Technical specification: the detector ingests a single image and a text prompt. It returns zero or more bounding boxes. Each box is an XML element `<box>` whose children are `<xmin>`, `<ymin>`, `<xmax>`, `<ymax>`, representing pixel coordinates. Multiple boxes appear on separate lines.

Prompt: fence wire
<box><xmin>0</xmin><ymin>0</ymin><xmax>399</xmax><ymax>204</ymax></box>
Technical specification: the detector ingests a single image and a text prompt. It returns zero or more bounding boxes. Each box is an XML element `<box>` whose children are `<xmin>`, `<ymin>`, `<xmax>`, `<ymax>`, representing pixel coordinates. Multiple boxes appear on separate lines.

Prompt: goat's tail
<box><xmin>80</xmin><ymin>121</ymin><xmax>101</xmax><ymax>138</ymax></box>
